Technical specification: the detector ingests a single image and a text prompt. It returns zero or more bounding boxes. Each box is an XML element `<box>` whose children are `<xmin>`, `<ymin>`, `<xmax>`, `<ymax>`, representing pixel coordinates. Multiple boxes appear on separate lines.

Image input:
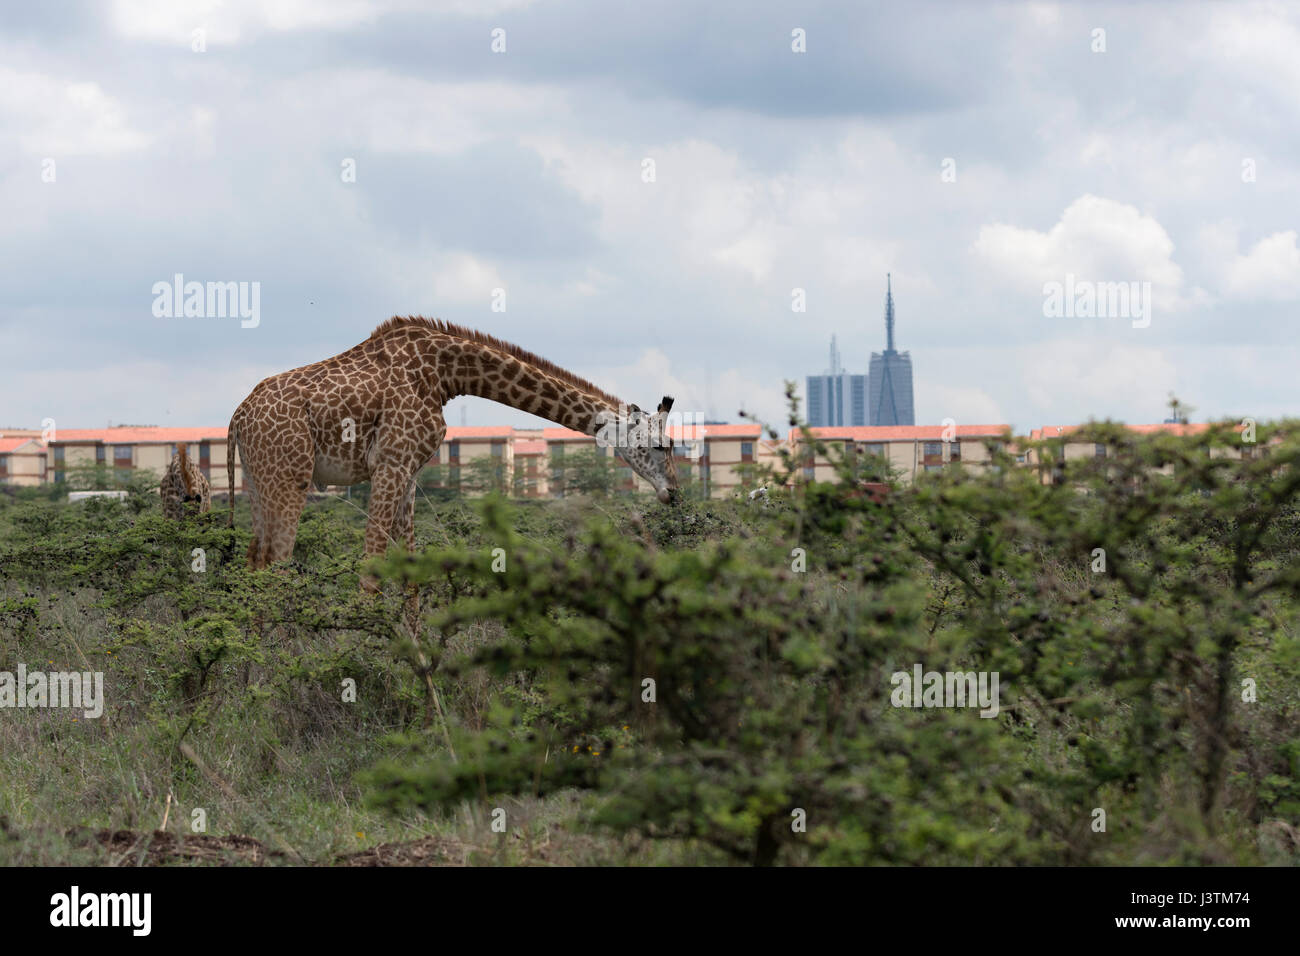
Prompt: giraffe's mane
<box><xmin>370</xmin><ymin>316</ymin><xmax>623</xmax><ymax>408</ymax></box>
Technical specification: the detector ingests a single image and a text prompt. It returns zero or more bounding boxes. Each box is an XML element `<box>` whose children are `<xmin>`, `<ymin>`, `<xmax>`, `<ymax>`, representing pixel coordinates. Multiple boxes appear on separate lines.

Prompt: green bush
<box><xmin>2</xmin><ymin>411</ymin><xmax>1298</xmax><ymax>866</ymax></box>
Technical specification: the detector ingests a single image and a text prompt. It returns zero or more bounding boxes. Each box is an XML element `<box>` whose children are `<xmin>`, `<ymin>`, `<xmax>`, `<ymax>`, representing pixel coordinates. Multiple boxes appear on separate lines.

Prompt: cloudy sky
<box><xmin>2</xmin><ymin>0</ymin><xmax>1297</xmax><ymax>435</ymax></box>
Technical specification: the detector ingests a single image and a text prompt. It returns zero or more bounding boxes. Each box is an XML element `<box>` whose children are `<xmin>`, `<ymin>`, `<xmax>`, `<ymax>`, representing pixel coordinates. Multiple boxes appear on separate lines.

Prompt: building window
<box><xmin>949</xmin><ymin>442</ymin><xmax>961</xmax><ymax>462</ymax></box>
<box><xmin>1095</xmin><ymin>443</ymin><xmax>1107</xmax><ymax>458</ymax></box>
<box><xmin>113</xmin><ymin>445</ymin><xmax>132</xmax><ymax>467</ymax></box>
<box><xmin>740</xmin><ymin>442</ymin><xmax>754</xmax><ymax>462</ymax></box>
<box><xmin>863</xmin><ymin>443</ymin><xmax>884</xmax><ymax>457</ymax></box>
<box><xmin>923</xmin><ymin>442</ymin><xmax>942</xmax><ymax>457</ymax></box>
<box><xmin>0</xmin><ymin>455</ymin><xmax>8</xmax><ymax>477</ymax></box>
<box><xmin>448</xmin><ymin>440</ymin><xmax>460</xmax><ymax>461</ymax></box>
<box><xmin>95</xmin><ymin>446</ymin><xmax>105</xmax><ymax>464</ymax></box>
<box><xmin>491</xmin><ymin>442</ymin><xmax>503</xmax><ymax>457</ymax></box>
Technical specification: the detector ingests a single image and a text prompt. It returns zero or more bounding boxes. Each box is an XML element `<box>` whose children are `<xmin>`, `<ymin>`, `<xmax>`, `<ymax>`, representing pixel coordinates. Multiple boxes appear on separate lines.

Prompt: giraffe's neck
<box><xmin>434</xmin><ymin>339</ymin><xmax>617</xmax><ymax>436</ymax></box>
<box><xmin>177</xmin><ymin>445</ymin><xmax>194</xmax><ymax>494</ymax></box>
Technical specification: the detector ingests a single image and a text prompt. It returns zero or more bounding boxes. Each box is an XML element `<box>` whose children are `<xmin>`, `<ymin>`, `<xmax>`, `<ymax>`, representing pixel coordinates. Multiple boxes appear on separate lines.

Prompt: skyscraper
<box><xmin>806</xmin><ymin>335</ymin><xmax>867</xmax><ymax>427</ymax></box>
<box><xmin>868</xmin><ymin>274</ymin><xmax>915</xmax><ymax>426</ymax></box>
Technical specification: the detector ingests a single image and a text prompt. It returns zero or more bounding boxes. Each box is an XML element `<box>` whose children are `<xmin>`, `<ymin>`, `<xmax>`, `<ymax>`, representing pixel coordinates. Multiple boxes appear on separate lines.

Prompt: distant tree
<box><xmin>415</xmin><ymin>465</ymin><xmax>457</xmax><ymax>502</ymax></box>
<box><xmin>1166</xmin><ymin>393</ymin><xmax>1195</xmax><ymax>425</ymax></box>
<box><xmin>511</xmin><ymin>460</ymin><xmax>539</xmax><ymax>498</ymax></box>
<box><xmin>460</xmin><ymin>456</ymin><xmax>510</xmax><ymax>496</ymax></box>
<box><xmin>555</xmin><ymin>448</ymin><xmax>616</xmax><ymax>497</ymax></box>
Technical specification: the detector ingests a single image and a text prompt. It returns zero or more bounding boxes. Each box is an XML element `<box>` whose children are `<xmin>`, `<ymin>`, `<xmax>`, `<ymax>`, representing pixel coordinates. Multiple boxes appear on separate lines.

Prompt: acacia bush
<box><xmin>362</xmin><ymin>419</ymin><xmax>1300</xmax><ymax>865</ymax></box>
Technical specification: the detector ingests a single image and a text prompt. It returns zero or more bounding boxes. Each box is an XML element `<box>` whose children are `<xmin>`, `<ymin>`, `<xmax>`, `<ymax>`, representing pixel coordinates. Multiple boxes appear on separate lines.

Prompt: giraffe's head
<box><xmin>615</xmin><ymin>396</ymin><xmax>679</xmax><ymax>504</ymax></box>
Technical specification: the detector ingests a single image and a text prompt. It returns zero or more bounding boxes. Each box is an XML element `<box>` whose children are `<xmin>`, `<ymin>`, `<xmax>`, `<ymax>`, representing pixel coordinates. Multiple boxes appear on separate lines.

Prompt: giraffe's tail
<box><xmin>227</xmin><ymin>419</ymin><xmax>238</xmax><ymax>528</ymax></box>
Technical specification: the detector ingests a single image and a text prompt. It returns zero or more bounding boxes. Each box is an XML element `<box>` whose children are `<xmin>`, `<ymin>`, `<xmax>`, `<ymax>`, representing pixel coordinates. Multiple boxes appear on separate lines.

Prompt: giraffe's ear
<box><xmin>628</xmin><ymin>404</ymin><xmax>642</xmax><ymax>417</ymax></box>
<box><xmin>658</xmin><ymin>396</ymin><xmax>674</xmax><ymax>414</ymax></box>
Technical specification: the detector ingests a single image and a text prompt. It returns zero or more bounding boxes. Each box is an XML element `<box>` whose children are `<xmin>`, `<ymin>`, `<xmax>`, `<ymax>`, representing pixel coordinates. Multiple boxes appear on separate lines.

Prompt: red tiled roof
<box><xmin>1033</xmin><ymin>423</ymin><xmax>1219</xmax><ymax>439</ymax></box>
<box><xmin>795</xmin><ymin>425</ymin><xmax>1011</xmax><ymax>442</ymax></box>
<box><xmin>443</xmin><ymin>427</ymin><xmax>514</xmax><ymax>439</ymax></box>
<box><xmin>678</xmin><ymin>424</ymin><xmax>761</xmax><ymax>439</ymax></box>
<box><xmin>0</xmin><ymin>437</ymin><xmax>42</xmax><ymax>453</ymax></box>
<box><xmin>47</xmin><ymin>427</ymin><xmax>228</xmax><ymax>444</ymax></box>
<box><xmin>514</xmin><ymin>440</ymin><xmax>546</xmax><ymax>455</ymax></box>
<box><xmin>541</xmin><ymin>424</ymin><xmax>760</xmax><ymax>441</ymax></box>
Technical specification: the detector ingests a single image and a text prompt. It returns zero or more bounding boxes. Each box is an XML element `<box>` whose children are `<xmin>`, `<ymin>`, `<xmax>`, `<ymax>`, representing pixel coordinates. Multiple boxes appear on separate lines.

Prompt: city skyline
<box><xmin>806</xmin><ymin>274</ymin><xmax>915</xmax><ymax>428</ymax></box>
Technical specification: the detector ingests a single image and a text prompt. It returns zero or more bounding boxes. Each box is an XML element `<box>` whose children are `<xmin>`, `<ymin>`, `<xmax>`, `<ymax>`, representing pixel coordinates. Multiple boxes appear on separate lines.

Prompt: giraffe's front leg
<box><xmin>391</xmin><ymin>479</ymin><xmax>420</xmax><ymax>631</ymax></box>
<box><xmin>360</xmin><ymin>464</ymin><xmax>406</xmax><ymax>594</ymax></box>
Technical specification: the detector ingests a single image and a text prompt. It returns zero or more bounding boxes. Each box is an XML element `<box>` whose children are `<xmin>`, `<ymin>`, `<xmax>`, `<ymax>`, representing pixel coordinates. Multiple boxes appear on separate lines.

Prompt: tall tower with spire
<box><xmin>868</xmin><ymin>273</ymin><xmax>915</xmax><ymax>426</ymax></box>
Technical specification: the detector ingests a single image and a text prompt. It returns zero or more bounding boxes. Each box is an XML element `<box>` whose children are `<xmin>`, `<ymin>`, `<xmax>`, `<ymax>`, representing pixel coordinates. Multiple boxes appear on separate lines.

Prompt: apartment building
<box><xmin>37</xmin><ymin>427</ymin><xmax>240</xmax><ymax>494</ymax></box>
<box><xmin>0</xmin><ymin>434</ymin><xmax>48</xmax><ymax>487</ymax></box>
<box><xmin>793</xmin><ymin>425</ymin><xmax>1012</xmax><ymax>485</ymax></box>
<box><xmin>5</xmin><ymin>419</ymin><xmax>1272</xmax><ymax>499</ymax></box>
<box><xmin>1025</xmin><ymin>422</ymin><xmax>1262</xmax><ymax>484</ymax></box>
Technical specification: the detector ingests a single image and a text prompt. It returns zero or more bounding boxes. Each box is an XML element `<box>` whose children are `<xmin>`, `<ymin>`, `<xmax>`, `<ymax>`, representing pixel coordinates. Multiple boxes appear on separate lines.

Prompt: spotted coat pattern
<box><xmin>228</xmin><ymin>317</ymin><xmax>678</xmax><ymax>589</ymax></box>
<box><xmin>160</xmin><ymin>444</ymin><xmax>211</xmax><ymax>519</ymax></box>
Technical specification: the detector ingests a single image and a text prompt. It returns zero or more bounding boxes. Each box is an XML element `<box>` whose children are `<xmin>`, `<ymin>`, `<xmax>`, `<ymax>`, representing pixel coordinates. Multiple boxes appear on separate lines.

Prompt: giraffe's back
<box><xmin>232</xmin><ymin>336</ymin><xmax>441</xmax><ymax>490</ymax></box>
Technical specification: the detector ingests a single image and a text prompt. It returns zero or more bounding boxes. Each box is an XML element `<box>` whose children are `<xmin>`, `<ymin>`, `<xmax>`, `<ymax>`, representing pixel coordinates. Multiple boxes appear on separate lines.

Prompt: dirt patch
<box><xmin>72</xmin><ymin>828</ymin><xmax>286</xmax><ymax>866</ymax></box>
<box><xmin>334</xmin><ymin>835</ymin><xmax>467</xmax><ymax>866</ymax></box>
<box><xmin>59</xmin><ymin>827</ymin><xmax>468</xmax><ymax>866</ymax></box>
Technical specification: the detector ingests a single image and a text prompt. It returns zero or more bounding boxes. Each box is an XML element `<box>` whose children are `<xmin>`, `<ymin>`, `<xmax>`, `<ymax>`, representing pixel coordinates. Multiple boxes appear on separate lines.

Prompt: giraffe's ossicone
<box><xmin>227</xmin><ymin>317</ymin><xmax>679</xmax><ymax>588</ymax></box>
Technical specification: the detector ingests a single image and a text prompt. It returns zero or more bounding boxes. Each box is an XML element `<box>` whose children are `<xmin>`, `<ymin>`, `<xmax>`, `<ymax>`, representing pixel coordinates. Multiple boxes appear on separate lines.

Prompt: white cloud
<box><xmin>1197</xmin><ymin>6</ymin><xmax>1300</xmax><ymax>113</ymax></box>
<box><xmin>916</xmin><ymin>383</ymin><xmax>1007</xmax><ymax>428</ymax></box>
<box><xmin>1019</xmin><ymin>339</ymin><xmax>1179</xmax><ymax>424</ymax></box>
<box><xmin>109</xmin><ymin>0</ymin><xmax>539</xmax><ymax>44</ymax></box>
<box><xmin>0</xmin><ymin>358</ymin><xmax>286</xmax><ymax>429</ymax></box>
<box><xmin>430</xmin><ymin>253</ymin><xmax>505</xmax><ymax>306</ymax></box>
<box><xmin>587</xmin><ymin>347</ymin><xmax>785</xmax><ymax>427</ymax></box>
<box><xmin>0</xmin><ymin>70</ymin><xmax>150</xmax><ymax>154</ymax></box>
<box><xmin>1224</xmin><ymin>230</ymin><xmax>1300</xmax><ymax>301</ymax></box>
<box><xmin>973</xmin><ymin>194</ymin><xmax>1204</xmax><ymax>313</ymax></box>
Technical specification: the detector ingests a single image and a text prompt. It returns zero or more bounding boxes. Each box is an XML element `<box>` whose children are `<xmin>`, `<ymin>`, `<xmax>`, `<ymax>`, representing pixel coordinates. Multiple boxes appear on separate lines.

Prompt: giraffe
<box><xmin>160</xmin><ymin>443</ymin><xmax>211</xmax><ymax>519</ymax></box>
<box><xmin>227</xmin><ymin>317</ymin><xmax>679</xmax><ymax>589</ymax></box>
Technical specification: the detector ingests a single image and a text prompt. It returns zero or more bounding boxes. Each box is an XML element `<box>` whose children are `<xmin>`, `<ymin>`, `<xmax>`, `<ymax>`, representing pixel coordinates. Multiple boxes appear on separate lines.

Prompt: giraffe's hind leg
<box><xmin>241</xmin><ymin>422</ymin><xmax>314</xmax><ymax>569</ymax></box>
<box><xmin>257</xmin><ymin>462</ymin><xmax>314</xmax><ymax>566</ymax></box>
<box><xmin>244</xmin><ymin>476</ymin><xmax>267</xmax><ymax>568</ymax></box>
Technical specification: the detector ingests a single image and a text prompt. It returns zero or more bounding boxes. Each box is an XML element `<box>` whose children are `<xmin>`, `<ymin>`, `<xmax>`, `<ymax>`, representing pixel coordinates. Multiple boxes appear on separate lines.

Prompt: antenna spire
<box><xmin>885</xmin><ymin>273</ymin><xmax>895</xmax><ymax>353</ymax></box>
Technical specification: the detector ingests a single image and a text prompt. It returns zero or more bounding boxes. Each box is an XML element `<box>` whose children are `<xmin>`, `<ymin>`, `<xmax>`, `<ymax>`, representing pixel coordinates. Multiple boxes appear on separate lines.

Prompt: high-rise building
<box><xmin>868</xmin><ymin>274</ymin><xmax>915</xmax><ymax>426</ymax></box>
<box><xmin>806</xmin><ymin>336</ymin><xmax>867</xmax><ymax>427</ymax></box>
